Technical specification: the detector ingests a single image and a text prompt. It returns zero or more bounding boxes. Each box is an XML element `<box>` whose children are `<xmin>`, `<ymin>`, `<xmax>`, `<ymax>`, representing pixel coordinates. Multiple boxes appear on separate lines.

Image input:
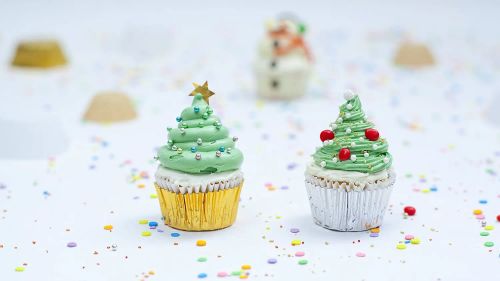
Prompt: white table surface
<box><xmin>1</xmin><ymin>1</ymin><xmax>500</xmax><ymax>280</ymax></box>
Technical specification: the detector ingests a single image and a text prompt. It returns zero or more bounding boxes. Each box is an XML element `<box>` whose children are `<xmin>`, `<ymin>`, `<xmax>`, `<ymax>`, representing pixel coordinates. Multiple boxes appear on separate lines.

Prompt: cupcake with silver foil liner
<box><xmin>305</xmin><ymin>90</ymin><xmax>395</xmax><ymax>231</ymax></box>
<box><xmin>154</xmin><ymin>82</ymin><xmax>244</xmax><ymax>231</ymax></box>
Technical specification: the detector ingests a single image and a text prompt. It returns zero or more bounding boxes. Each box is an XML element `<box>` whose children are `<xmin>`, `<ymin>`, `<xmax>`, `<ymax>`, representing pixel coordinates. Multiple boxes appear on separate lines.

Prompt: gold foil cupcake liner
<box><xmin>155</xmin><ymin>182</ymin><xmax>243</xmax><ymax>231</ymax></box>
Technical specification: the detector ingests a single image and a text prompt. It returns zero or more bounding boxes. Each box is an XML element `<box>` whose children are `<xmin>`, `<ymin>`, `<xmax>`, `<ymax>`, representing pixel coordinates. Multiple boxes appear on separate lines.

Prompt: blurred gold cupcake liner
<box><xmin>155</xmin><ymin>182</ymin><xmax>243</xmax><ymax>231</ymax></box>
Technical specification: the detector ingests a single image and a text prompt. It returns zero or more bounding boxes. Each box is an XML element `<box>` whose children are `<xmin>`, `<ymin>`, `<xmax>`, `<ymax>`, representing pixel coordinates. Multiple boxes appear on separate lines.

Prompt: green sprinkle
<box><xmin>298</xmin><ymin>259</ymin><xmax>308</xmax><ymax>265</ymax></box>
<box><xmin>484</xmin><ymin>242</ymin><xmax>494</xmax><ymax>247</ymax></box>
<box><xmin>197</xmin><ymin>257</ymin><xmax>207</xmax><ymax>262</ymax></box>
<box><xmin>480</xmin><ymin>231</ymin><xmax>490</xmax><ymax>236</ymax></box>
<box><xmin>231</xmin><ymin>271</ymin><xmax>242</xmax><ymax>276</ymax></box>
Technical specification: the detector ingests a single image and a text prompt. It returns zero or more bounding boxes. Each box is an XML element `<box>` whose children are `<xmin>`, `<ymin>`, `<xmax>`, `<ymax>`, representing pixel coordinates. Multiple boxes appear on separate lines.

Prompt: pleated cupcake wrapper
<box><xmin>155</xmin><ymin>182</ymin><xmax>243</xmax><ymax>231</ymax></box>
<box><xmin>155</xmin><ymin>175</ymin><xmax>243</xmax><ymax>194</ymax></box>
<box><xmin>305</xmin><ymin>172</ymin><xmax>395</xmax><ymax>232</ymax></box>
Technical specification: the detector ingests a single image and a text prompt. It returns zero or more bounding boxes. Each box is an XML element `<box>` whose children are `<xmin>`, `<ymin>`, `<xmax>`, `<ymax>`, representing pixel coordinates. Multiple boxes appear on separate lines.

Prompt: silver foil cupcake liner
<box><xmin>305</xmin><ymin>172</ymin><xmax>395</xmax><ymax>232</ymax></box>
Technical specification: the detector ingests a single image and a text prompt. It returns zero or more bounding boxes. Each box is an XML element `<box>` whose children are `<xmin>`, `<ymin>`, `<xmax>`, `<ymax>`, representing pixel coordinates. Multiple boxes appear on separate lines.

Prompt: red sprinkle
<box><xmin>404</xmin><ymin>206</ymin><xmax>416</xmax><ymax>216</ymax></box>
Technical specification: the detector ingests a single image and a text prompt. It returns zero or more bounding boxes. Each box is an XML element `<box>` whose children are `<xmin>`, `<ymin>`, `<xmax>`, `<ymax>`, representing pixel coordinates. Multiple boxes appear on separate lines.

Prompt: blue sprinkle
<box><xmin>197</xmin><ymin>273</ymin><xmax>207</xmax><ymax>279</ymax></box>
<box><xmin>479</xmin><ymin>199</ymin><xmax>488</xmax><ymax>204</ymax></box>
<box><xmin>149</xmin><ymin>221</ymin><xmax>158</xmax><ymax>227</ymax></box>
<box><xmin>176</xmin><ymin>116</ymin><xmax>182</xmax><ymax>122</ymax></box>
<box><xmin>171</xmin><ymin>232</ymin><xmax>180</xmax><ymax>237</ymax></box>
<box><xmin>430</xmin><ymin>185</ymin><xmax>438</xmax><ymax>192</ymax></box>
<box><xmin>218</xmin><ymin>146</ymin><xmax>225</xmax><ymax>152</ymax></box>
<box><xmin>404</xmin><ymin>240</ymin><xmax>411</xmax><ymax>244</ymax></box>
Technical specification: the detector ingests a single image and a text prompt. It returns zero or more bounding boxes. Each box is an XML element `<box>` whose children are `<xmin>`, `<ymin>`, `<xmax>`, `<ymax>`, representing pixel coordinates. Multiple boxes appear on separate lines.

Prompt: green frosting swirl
<box><xmin>157</xmin><ymin>93</ymin><xmax>243</xmax><ymax>174</ymax></box>
<box><xmin>312</xmin><ymin>95</ymin><xmax>392</xmax><ymax>173</ymax></box>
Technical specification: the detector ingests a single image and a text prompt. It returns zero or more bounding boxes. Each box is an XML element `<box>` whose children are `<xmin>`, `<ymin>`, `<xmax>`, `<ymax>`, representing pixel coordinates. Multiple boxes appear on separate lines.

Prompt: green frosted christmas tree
<box><xmin>313</xmin><ymin>90</ymin><xmax>392</xmax><ymax>173</ymax></box>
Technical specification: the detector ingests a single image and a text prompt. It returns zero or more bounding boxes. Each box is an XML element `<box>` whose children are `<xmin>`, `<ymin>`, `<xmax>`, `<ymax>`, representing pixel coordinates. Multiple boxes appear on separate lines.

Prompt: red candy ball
<box><xmin>320</xmin><ymin>130</ymin><xmax>335</xmax><ymax>142</ymax></box>
<box><xmin>338</xmin><ymin>148</ymin><xmax>351</xmax><ymax>161</ymax></box>
<box><xmin>365</xmin><ymin>128</ymin><xmax>380</xmax><ymax>141</ymax></box>
<box><xmin>404</xmin><ymin>206</ymin><xmax>416</xmax><ymax>216</ymax></box>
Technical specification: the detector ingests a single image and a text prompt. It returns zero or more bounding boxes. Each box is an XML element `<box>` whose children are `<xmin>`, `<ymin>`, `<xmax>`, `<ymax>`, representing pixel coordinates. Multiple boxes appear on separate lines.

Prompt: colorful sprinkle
<box><xmin>241</xmin><ymin>264</ymin><xmax>251</xmax><ymax>270</ymax></box>
<box><xmin>217</xmin><ymin>272</ymin><xmax>228</xmax><ymax>277</ymax></box>
<box><xmin>15</xmin><ymin>267</ymin><xmax>25</xmax><ymax>272</ymax></box>
<box><xmin>103</xmin><ymin>225</ymin><xmax>113</xmax><ymax>231</ymax></box>
<box><xmin>139</xmin><ymin>219</ymin><xmax>148</xmax><ymax>224</ymax></box>
<box><xmin>410</xmin><ymin>238</ymin><xmax>421</xmax><ymax>244</ymax></box>
<box><xmin>142</xmin><ymin>231</ymin><xmax>151</xmax><ymax>237</ymax></box>
<box><xmin>171</xmin><ymin>232</ymin><xmax>180</xmax><ymax>237</ymax></box>
<box><xmin>290</xmin><ymin>228</ymin><xmax>300</xmax><ymax>233</ymax></box>
<box><xmin>198</xmin><ymin>273</ymin><xmax>207</xmax><ymax>278</ymax></box>
<box><xmin>404</xmin><ymin>234</ymin><xmax>414</xmax><ymax>240</ymax></box>
<box><xmin>484</xmin><ymin>242</ymin><xmax>494</xmax><ymax>247</ymax></box>
<box><xmin>267</xmin><ymin>258</ymin><xmax>277</xmax><ymax>264</ymax></box>
<box><xmin>473</xmin><ymin>209</ymin><xmax>482</xmax><ymax>215</ymax></box>
<box><xmin>298</xmin><ymin>259</ymin><xmax>308</xmax><ymax>265</ymax></box>
<box><xmin>67</xmin><ymin>242</ymin><xmax>77</xmax><ymax>248</ymax></box>
<box><xmin>196</xmin><ymin>240</ymin><xmax>207</xmax><ymax>247</ymax></box>
<box><xmin>295</xmin><ymin>251</ymin><xmax>305</xmax><ymax>257</ymax></box>
<box><xmin>291</xmin><ymin>239</ymin><xmax>302</xmax><ymax>246</ymax></box>
<box><xmin>479</xmin><ymin>199</ymin><xmax>488</xmax><ymax>204</ymax></box>
<box><xmin>197</xmin><ymin>257</ymin><xmax>207</xmax><ymax>262</ymax></box>
<box><xmin>356</xmin><ymin>252</ymin><xmax>366</xmax><ymax>257</ymax></box>
<box><xmin>480</xmin><ymin>231</ymin><xmax>490</xmax><ymax>236</ymax></box>
<box><xmin>396</xmin><ymin>243</ymin><xmax>407</xmax><ymax>250</ymax></box>
<box><xmin>485</xmin><ymin>225</ymin><xmax>494</xmax><ymax>231</ymax></box>
<box><xmin>148</xmin><ymin>221</ymin><xmax>158</xmax><ymax>227</ymax></box>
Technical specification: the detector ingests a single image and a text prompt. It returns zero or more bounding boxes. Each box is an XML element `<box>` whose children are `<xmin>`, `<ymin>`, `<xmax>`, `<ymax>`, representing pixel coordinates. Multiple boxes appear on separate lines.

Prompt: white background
<box><xmin>1</xmin><ymin>0</ymin><xmax>500</xmax><ymax>280</ymax></box>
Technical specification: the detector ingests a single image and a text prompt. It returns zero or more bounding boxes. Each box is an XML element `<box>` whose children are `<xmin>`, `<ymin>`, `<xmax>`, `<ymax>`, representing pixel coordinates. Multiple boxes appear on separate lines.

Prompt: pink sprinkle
<box><xmin>476</xmin><ymin>214</ymin><xmax>485</xmax><ymax>220</ymax></box>
<box><xmin>295</xmin><ymin>251</ymin><xmax>305</xmax><ymax>257</ymax></box>
<box><xmin>404</xmin><ymin>234</ymin><xmax>414</xmax><ymax>240</ymax></box>
<box><xmin>217</xmin><ymin>272</ymin><xmax>228</xmax><ymax>277</ymax></box>
<box><xmin>356</xmin><ymin>252</ymin><xmax>366</xmax><ymax>257</ymax></box>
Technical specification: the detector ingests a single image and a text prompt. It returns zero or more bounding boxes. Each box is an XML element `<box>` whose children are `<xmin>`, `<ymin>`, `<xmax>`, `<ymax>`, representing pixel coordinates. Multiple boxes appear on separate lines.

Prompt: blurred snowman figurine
<box><xmin>255</xmin><ymin>15</ymin><xmax>313</xmax><ymax>100</ymax></box>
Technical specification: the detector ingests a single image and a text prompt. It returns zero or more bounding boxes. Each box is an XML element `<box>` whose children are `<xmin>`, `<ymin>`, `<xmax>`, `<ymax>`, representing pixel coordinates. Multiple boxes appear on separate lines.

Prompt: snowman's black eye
<box><xmin>273</xmin><ymin>40</ymin><xmax>279</xmax><ymax>48</ymax></box>
<box><xmin>271</xmin><ymin>80</ymin><xmax>279</xmax><ymax>89</ymax></box>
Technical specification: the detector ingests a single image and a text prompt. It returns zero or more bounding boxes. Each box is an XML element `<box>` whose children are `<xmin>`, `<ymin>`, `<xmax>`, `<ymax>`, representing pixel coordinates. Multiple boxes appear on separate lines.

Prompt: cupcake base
<box><xmin>155</xmin><ymin>183</ymin><xmax>242</xmax><ymax>231</ymax></box>
<box><xmin>305</xmin><ymin>171</ymin><xmax>395</xmax><ymax>232</ymax></box>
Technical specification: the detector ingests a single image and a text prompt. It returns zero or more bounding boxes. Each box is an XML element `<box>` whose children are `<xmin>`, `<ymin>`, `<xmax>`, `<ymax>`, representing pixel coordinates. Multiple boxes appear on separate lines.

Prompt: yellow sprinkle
<box><xmin>421</xmin><ymin>189</ymin><xmax>430</xmax><ymax>193</ymax></box>
<box><xmin>239</xmin><ymin>274</ymin><xmax>248</xmax><ymax>279</ymax></box>
<box><xmin>241</xmin><ymin>264</ymin><xmax>252</xmax><ymax>270</ymax></box>
<box><xmin>142</xmin><ymin>231</ymin><xmax>151</xmax><ymax>237</ymax></box>
<box><xmin>139</xmin><ymin>219</ymin><xmax>148</xmax><ymax>224</ymax></box>
<box><xmin>396</xmin><ymin>243</ymin><xmax>406</xmax><ymax>250</ymax></box>
<box><xmin>473</xmin><ymin>209</ymin><xmax>482</xmax><ymax>215</ymax></box>
<box><xmin>150</xmin><ymin>194</ymin><xmax>158</xmax><ymax>199</ymax></box>
<box><xmin>371</xmin><ymin>228</ymin><xmax>380</xmax><ymax>233</ymax></box>
<box><xmin>137</xmin><ymin>184</ymin><xmax>145</xmax><ymax>188</ymax></box>
<box><xmin>291</xmin><ymin>239</ymin><xmax>302</xmax><ymax>246</ymax></box>
<box><xmin>410</xmin><ymin>238</ymin><xmax>420</xmax><ymax>244</ymax></box>
<box><xmin>15</xmin><ymin>266</ymin><xmax>25</xmax><ymax>272</ymax></box>
<box><xmin>485</xmin><ymin>225</ymin><xmax>494</xmax><ymax>231</ymax></box>
<box><xmin>196</xmin><ymin>240</ymin><xmax>207</xmax><ymax>247</ymax></box>
<box><xmin>103</xmin><ymin>225</ymin><xmax>113</xmax><ymax>231</ymax></box>
<box><xmin>148</xmin><ymin>271</ymin><xmax>155</xmax><ymax>275</ymax></box>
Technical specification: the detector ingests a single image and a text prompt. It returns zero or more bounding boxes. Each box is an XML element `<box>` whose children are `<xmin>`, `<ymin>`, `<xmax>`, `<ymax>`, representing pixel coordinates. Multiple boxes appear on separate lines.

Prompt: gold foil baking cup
<box><xmin>12</xmin><ymin>40</ymin><xmax>67</xmax><ymax>68</ymax></box>
<box><xmin>155</xmin><ymin>182</ymin><xmax>243</xmax><ymax>231</ymax></box>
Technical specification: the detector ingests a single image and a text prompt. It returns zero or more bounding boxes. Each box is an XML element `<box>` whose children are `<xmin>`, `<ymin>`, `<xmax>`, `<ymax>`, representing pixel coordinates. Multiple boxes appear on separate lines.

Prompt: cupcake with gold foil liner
<box><xmin>154</xmin><ymin>82</ymin><xmax>244</xmax><ymax>231</ymax></box>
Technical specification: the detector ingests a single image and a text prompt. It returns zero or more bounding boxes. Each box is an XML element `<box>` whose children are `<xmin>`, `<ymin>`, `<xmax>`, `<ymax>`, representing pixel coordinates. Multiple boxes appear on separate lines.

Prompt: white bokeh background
<box><xmin>1</xmin><ymin>1</ymin><xmax>500</xmax><ymax>280</ymax></box>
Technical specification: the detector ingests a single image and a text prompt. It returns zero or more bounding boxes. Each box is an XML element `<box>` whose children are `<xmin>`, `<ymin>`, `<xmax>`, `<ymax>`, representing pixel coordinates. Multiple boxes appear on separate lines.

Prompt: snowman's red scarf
<box><xmin>269</xmin><ymin>28</ymin><xmax>312</xmax><ymax>62</ymax></box>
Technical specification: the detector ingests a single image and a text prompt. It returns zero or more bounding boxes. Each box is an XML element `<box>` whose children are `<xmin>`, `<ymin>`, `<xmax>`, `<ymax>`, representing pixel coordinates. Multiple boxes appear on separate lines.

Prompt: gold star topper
<box><xmin>190</xmin><ymin>81</ymin><xmax>215</xmax><ymax>104</ymax></box>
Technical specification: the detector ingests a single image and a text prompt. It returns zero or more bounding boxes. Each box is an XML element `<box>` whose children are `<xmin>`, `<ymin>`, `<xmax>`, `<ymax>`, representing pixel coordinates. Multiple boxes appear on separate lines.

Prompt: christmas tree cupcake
<box><xmin>155</xmin><ymin>82</ymin><xmax>244</xmax><ymax>231</ymax></box>
<box><xmin>254</xmin><ymin>16</ymin><xmax>313</xmax><ymax>99</ymax></box>
<box><xmin>305</xmin><ymin>90</ymin><xmax>395</xmax><ymax>231</ymax></box>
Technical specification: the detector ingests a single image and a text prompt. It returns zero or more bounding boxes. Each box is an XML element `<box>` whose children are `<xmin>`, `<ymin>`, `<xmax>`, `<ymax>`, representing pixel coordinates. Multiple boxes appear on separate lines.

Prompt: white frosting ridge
<box><xmin>305</xmin><ymin>162</ymin><xmax>395</xmax><ymax>191</ymax></box>
<box><xmin>155</xmin><ymin>165</ymin><xmax>244</xmax><ymax>194</ymax></box>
